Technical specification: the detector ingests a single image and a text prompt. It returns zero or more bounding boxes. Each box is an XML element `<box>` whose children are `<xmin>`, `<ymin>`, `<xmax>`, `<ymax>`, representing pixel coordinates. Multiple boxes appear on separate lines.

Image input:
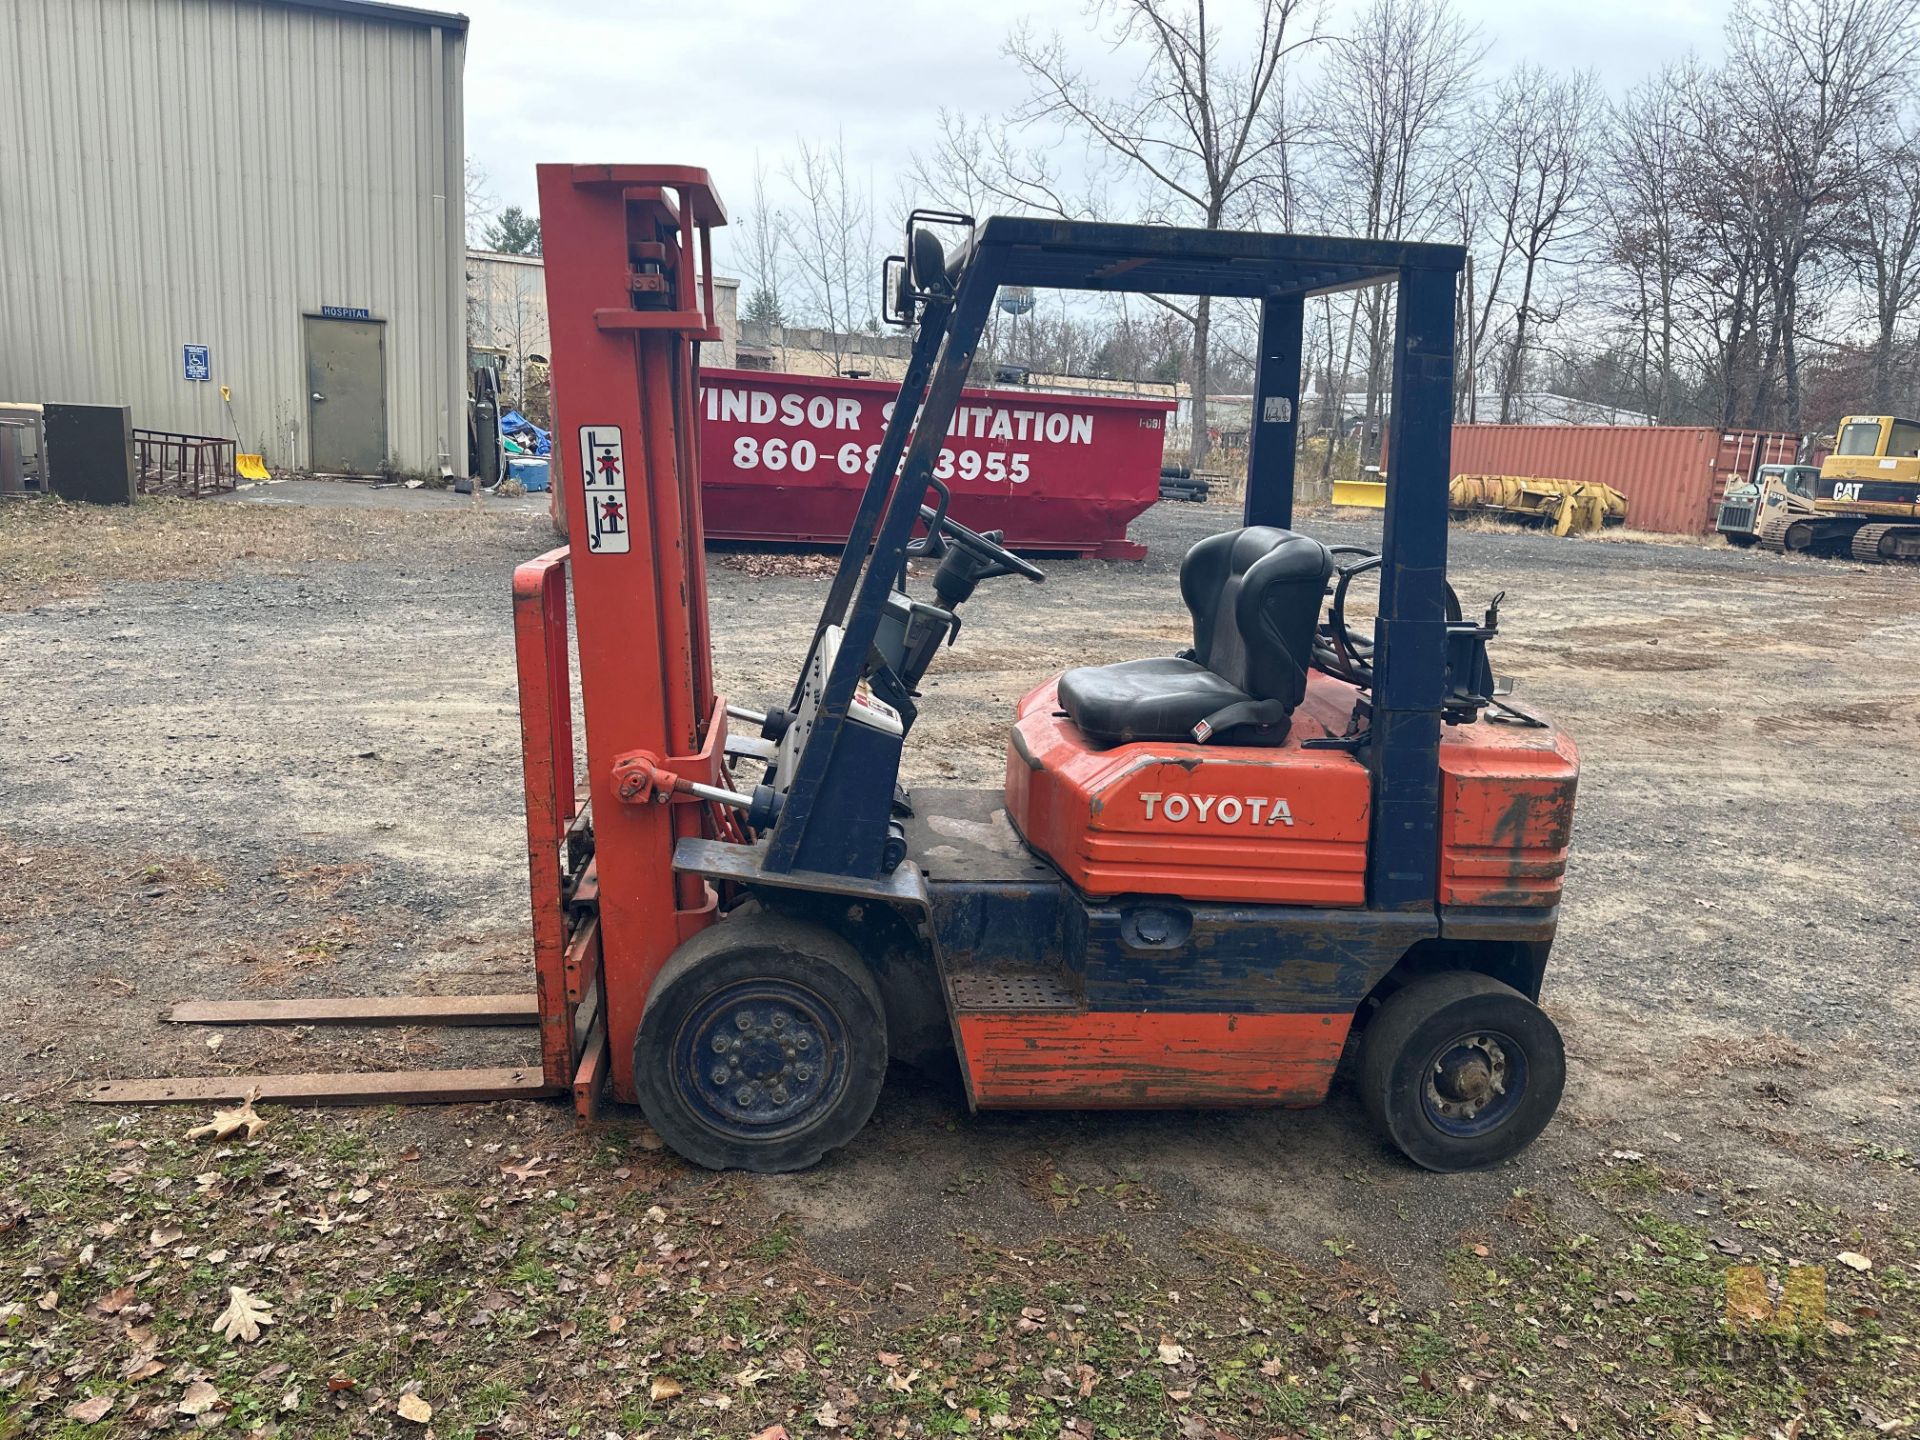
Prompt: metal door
<box><xmin>304</xmin><ymin>316</ymin><xmax>387</xmax><ymax>473</ymax></box>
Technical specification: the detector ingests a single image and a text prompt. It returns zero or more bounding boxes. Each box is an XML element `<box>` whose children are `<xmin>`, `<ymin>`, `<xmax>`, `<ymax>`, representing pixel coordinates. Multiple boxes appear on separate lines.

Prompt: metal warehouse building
<box><xmin>0</xmin><ymin>0</ymin><xmax>467</xmax><ymax>477</ymax></box>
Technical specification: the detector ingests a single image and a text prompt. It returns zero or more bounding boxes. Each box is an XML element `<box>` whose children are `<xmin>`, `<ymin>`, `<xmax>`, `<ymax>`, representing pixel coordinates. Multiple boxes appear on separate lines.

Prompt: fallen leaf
<box><xmin>36</xmin><ymin>1289</ymin><xmax>58</xmax><ymax>1312</ymax></box>
<box><xmin>650</xmin><ymin>1376</ymin><xmax>683</xmax><ymax>1402</ymax></box>
<box><xmin>149</xmin><ymin>1225</ymin><xmax>185</xmax><ymax>1249</ymax></box>
<box><xmin>815</xmin><ymin>1399</ymin><xmax>844</xmax><ymax>1428</ymax></box>
<box><xmin>750</xmin><ymin>1427</ymin><xmax>792</xmax><ymax>1440</ymax></box>
<box><xmin>124</xmin><ymin>1358</ymin><xmax>164</xmax><ymax>1383</ymax></box>
<box><xmin>93</xmin><ymin>1285</ymin><xmax>135</xmax><ymax>1315</ymax></box>
<box><xmin>1838</xmin><ymin>1251</ymin><xmax>1873</xmax><ymax>1272</ymax></box>
<box><xmin>212</xmin><ymin>1286</ymin><xmax>274</xmax><ymax>1343</ymax></box>
<box><xmin>396</xmin><ymin>1393</ymin><xmax>432</xmax><ymax>1424</ymax></box>
<box><xmin>1156</xmin><ymin>1338</ymin><xmax>1188</xmax><ymax>1366</ymax></box>
<box><xmin>178</xmin><ymin>1380</ymin><xmax>221</xmax><ymax>1417</ymax></box>
<box><xmin>280</xmin><ymin>1389</ymin><xmax>301</xmax><ymax>1412</ymax></box>
<box><xmin>501</xmin><ymin>1159</ymin><xmax>551</xmax><ymax>1182</ymax></box>
<box><xmin>65</xmin><ymin>1395</ymin><xmax>113</xmax><ymax>1424</ymax></box>
<box><xmin>645</xmin><ymin>1205</ymin><xmax>669</xmax><ymax>1224</ymax></box>
<box><xmin>188</xmin><ymin>1091</ymin><xmax>266</xmax><ymax>1142</ymax></box>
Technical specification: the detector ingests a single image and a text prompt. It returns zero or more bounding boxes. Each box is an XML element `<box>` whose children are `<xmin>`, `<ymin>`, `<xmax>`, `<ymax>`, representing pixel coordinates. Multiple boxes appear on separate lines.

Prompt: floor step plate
<box><xmin>948</xmin><ymin>969</ymin><xmax>1082</xmax><ymax>1013</ymax></box>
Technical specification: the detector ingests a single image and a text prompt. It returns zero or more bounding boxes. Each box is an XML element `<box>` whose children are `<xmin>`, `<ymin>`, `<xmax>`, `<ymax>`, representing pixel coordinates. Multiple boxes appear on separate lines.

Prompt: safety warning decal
<box><xmin>579</xmin><ymin>425</ymin><xmax>630</xmax><ymax>554</ymax></box>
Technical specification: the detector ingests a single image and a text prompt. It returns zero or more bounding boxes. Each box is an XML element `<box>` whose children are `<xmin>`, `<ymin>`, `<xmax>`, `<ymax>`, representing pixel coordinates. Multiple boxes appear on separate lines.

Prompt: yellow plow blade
<box><xmin>236</xmin><ymin>453</ymin><xmax>271</xmax><ymax>482</ymax></box>
<box><xmin>1331</xmin><ymin>478</ymin><xmax>1387</xmax><ymax>508</ymax></box>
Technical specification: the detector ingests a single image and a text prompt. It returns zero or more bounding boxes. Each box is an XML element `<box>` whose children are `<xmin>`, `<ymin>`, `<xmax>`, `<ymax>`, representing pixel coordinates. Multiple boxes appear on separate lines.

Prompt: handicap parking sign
<box><xmin>183</xmin><ymin>344</ymin><xmax>210</xmax><ymax>381</ymax></box>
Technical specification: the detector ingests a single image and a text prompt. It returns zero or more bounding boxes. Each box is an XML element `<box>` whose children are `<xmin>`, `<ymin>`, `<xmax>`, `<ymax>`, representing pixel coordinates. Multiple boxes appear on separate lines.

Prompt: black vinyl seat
<box><xmin>1057</xmin><ymin>527</ymin><xmax>1333</xmax><ymax>745</ymax></box>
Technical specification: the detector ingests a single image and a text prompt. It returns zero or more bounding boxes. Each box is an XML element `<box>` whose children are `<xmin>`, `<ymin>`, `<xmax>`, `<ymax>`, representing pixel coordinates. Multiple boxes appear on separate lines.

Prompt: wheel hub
<box><xmin>680</xmin><ymin>982</ymin><xmax>840</xmax><ymax>1139</ymax></box>
<box><xmin>1426</xmin><ymin>1035</ymin><xmax>1510</xmax><ymax>1124</ymax></box>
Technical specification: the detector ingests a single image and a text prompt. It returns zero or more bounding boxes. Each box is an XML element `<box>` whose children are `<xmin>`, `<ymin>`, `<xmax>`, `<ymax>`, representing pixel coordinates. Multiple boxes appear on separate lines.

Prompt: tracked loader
<box><xmin>1762</xmin><ymin>414</ymin><xmax>1920</xmax><ymax>561</ymax></box>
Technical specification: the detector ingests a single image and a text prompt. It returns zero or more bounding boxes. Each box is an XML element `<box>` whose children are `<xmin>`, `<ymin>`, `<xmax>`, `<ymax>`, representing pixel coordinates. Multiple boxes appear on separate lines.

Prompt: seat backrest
<box><xmin>1178</xmin><ymin>527</ymin><xmax>1333</xmax><ymax>710</ymax></box>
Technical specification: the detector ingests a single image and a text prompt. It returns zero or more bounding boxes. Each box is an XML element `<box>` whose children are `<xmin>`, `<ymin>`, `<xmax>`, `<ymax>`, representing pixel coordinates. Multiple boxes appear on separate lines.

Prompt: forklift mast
<box><xmin>522</xmin><ymin>165</ymin><xmax>735</xmax><ymax>1106</ymax></box>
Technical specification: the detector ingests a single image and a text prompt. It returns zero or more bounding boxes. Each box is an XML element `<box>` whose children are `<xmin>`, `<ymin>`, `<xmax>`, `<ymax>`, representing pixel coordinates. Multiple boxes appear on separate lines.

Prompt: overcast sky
<box><xmin>460</xmin><ymin>0</ymin><xmax>1731</xmax><ymax>269</ymax></box>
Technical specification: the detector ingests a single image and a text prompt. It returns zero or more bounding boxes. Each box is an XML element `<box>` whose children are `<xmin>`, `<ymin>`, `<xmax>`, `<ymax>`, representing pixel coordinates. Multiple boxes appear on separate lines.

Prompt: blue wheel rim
<box><xmin>674</xmin><ymin>978</ymin><xmax>847</xmax><ymax>1142</ymax></box>
<box><xmin>1420</xmin><ymin>1029</ymin><xmax>1527</xmax><ymax>1138</ymax></box>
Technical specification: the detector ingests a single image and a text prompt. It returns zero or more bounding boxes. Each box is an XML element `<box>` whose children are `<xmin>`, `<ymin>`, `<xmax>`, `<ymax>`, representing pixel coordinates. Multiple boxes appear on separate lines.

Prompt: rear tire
<box><xmin>1358</xmin><ymin>971</ymin><xmax>1564</xmax><ymax>1172</ymax></box>
<box><xmin>634</xmin><ymin>911</ymin><xmax>887</xmax><ymax>1173</ymax></box>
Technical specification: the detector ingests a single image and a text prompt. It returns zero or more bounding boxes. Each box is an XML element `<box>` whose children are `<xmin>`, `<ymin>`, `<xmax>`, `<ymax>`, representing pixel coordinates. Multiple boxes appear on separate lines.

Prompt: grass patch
<box><xmin>1</xmin><ymin>1108</ymin><xmax>1915</xmax><ymax>1438</ymax></box>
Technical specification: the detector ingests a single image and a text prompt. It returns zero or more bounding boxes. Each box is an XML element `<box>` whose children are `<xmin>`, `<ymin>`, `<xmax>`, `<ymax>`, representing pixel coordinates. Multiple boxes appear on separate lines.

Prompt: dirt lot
<box><xmin>3</xmin><ymin>487</ymin><xmax>1918</xmax><ymax>1439</ymax></box>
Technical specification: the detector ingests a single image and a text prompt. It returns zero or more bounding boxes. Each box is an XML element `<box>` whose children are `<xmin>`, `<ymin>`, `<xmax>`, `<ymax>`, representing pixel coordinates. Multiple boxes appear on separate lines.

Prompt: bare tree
<box><xmin>464</xmin><ymin>159</ymin><xmax>497</xmax><ymax>248</ymax></box>
<box><xmin>1852</xmin><ymin>120</ymin><xmax>1920</xmax><ymax>406</ymax></box>
<box><xmin>1724</xmin><ymin>0</ymin><xmax>1920</xmax><ymax>427</ymax></box>
<box><xmin>783</xmin><ymin>135</ymin><xmax>881</xmax><ymax>376</ymax></box>
<box><xmin>917</xmin><ymin>1</ymin><xmax>1319</xmax><ymax>470</ymax></box>
<box><xmin>1315</xmin><ymin>0</ymin><xmax>1483</xmax><ymax>461</ymax></box>
<box><xmin>1601</xmin><ymin>69</ymin><xmax>1697</xmax><ymax>419</ymax></box>
<box><xmin>1475</xmin><ymin>65</ymin><xmax>1602</xmax><ymax>420</ymax></box>
<box><xmin>737</xmin><ymin>156</ymin><xmax>790</xmax><ymax>328</ymax></box>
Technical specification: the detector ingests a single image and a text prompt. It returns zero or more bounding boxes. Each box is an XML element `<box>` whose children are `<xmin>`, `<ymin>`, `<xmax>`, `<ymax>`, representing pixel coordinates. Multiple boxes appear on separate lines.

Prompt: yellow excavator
<box><xmin>1761</xmin><ymin>415</ymin><xmax>1920</xmax><ymax>562</ymax></box>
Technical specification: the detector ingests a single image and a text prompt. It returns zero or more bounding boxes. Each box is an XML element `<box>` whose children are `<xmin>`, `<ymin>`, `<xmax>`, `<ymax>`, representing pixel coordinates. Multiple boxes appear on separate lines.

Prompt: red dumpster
<box><xmin>698</xmin><ymin>368</ymin><xmax>1172</xmax><ymax>558</ymax></box>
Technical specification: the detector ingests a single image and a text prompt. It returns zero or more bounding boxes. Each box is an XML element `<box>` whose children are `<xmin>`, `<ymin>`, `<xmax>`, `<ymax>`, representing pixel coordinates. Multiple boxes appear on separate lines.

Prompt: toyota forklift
<box><xmin>94</xmin><ymin>167</ymin><xmax>1578</xmax><ymax>1174</ymax></box>
<box><xmin>527</xmin><ymin>165</ymin><xmax>1581</xmax><ymax>1175</ymax></box>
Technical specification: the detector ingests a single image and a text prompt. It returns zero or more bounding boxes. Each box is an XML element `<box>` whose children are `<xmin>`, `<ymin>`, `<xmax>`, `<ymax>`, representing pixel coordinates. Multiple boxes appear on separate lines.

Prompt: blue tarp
<box><xmin>500</xmin><ymin>410</ymin><xmax>551</xmax><ymax>455</ymax></box>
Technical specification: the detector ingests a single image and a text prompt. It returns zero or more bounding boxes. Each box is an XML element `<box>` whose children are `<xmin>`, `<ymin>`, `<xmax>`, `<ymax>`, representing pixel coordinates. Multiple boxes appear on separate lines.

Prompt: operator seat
<box><xmin>1056</xmin><ymin>527</ymin><xmax>1333</xmax><ymax>745</ymax></box>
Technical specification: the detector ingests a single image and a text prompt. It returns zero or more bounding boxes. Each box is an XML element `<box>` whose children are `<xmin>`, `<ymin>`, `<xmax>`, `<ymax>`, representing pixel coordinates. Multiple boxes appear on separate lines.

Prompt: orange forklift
<box><xmin>96</xmin><ymin>166</ymin><xmax>1579</xmax><ymax>1174</ymax></box>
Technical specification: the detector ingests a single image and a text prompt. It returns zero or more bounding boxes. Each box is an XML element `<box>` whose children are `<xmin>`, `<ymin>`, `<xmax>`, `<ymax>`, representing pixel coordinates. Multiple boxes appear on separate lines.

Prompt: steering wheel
<box><xmin>915</xmin><ymin>503</ymin><xmax>1046</xmax><ymax>583</ymax></box>
<box><xmin>1312</xmin><ymin>546</ymin><xmax>1463</xmax><ymax>688</ymax></box>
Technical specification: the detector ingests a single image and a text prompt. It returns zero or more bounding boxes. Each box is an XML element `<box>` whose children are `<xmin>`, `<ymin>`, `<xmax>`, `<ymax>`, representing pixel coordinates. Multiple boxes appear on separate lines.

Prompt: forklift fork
<box><xmin>84</xmin><ymin>547</ymin><xmax>609</xmax><ymax>1117</ymax></box>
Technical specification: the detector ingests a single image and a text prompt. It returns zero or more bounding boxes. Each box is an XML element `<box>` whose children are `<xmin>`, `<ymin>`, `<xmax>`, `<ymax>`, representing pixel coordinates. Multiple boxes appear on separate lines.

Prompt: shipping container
<box><xmin>698</xmin><ymin>369</ymin><xmax>1173</xmax><ymax>558</ymax></box>
<box><xmin>1447</xmin><ymin>425</ymin><xmax>1799</xmax><ymax>535</ymax></box>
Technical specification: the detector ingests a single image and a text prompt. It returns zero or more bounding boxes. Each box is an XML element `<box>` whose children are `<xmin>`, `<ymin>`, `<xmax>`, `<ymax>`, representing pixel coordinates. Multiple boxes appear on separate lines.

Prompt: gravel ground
<box><xmin>2</xmin><ymin>487</ymin><xmax>1918</xmax><ymax>1434</ymax></box>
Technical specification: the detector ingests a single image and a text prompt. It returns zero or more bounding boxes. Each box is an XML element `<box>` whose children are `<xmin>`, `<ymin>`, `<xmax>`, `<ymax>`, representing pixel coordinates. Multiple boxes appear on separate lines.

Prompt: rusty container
<box><xmin>1447</xmin><ymin>425</ymin><xmax>1799</xmax><ymax>535</ymax></box>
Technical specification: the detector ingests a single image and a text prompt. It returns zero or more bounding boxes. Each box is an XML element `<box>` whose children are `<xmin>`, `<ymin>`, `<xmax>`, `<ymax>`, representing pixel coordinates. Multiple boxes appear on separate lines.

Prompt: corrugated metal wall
<box><xmin>0</xmin><ymin>0</ymin><xmax>466</xmax><ymax>475</ymax></box>
<box><xmin>1451</xmin><ymin>425</ymin><xmax>1799</xmax><ymax>535</ymax></box>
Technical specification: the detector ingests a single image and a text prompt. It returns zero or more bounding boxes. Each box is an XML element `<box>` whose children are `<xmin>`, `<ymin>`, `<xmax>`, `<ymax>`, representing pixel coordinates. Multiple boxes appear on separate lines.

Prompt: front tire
<box><xmin>1358</xmin><ymin>971</ymin><xmax>1564</xmax><ymax>1172</ymax></box>
<box><xmin>634</xmin><ymin>911</ymin><xmax>888</xmax><ymax>1173</ymax></box>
